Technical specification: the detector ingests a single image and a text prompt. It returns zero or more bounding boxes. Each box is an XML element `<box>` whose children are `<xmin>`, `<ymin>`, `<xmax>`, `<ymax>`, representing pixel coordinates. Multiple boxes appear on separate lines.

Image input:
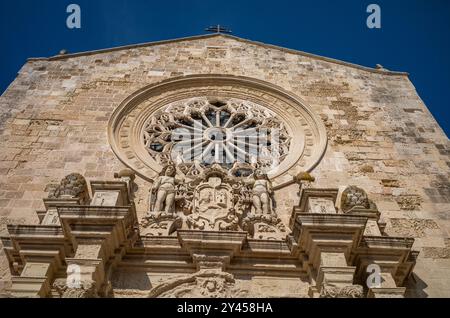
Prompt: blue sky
<box><xmin>1</xmin><ymin>0</ymin><xmax>449</xmax><ymax>136</ymax></box>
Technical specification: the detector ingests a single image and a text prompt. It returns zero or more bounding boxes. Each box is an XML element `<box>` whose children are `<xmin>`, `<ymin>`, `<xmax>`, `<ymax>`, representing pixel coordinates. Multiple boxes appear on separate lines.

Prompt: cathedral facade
<box><xmin>0</xmin><ymin>34</ymin><xmax>449</xmax><ymax>298</ymax></box>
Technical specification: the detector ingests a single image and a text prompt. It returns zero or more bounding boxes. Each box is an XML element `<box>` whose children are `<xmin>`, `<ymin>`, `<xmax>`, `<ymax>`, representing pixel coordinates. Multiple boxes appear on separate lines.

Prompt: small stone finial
<box><xmin>59</xmin><ymin>49</ymin><xmax>68</xmax><ymax>55</ymax></box>
<box><xmin>294</xmin><ymin>172</ymin><xmax>315</xmax><ymax>184</ymax></box>
<box><xmin>114</xmin><ymin>169</ymin><xmax>136</xmax><ymax>181</ymax></box>
<box><xmin>114</xmin><ymin>168</ymin><xmax>136</xmax><ymax>199</ymax></box>
<box><xmin>375</xmin><ymin>64</ymin><xmax>389</xmax><ymax>71</ymax></box>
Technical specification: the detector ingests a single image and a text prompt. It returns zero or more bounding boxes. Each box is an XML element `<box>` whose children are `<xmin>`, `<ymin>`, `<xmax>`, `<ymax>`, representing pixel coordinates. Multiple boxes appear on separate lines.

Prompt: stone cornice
<box><xmin>1</xmin><ymin>225</ymin><xmax>74</xmax><ymax>277</ymax></box>
<box><xmin>2</xmin><ymin>173</ymin><xmax>419</xmax><ymax>298</ymax></box>
<box><xmin>26</xmin><ymin>33</ymin><xmax>409</xmax><ymax>76</ymax></box>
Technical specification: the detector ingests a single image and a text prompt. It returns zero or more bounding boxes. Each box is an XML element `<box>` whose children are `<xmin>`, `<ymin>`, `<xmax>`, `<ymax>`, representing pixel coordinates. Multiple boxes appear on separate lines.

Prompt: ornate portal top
<box><xmin>142</xmin><ymin>162</ymin><xmax>285</xmax><ymax>239</ymax></box>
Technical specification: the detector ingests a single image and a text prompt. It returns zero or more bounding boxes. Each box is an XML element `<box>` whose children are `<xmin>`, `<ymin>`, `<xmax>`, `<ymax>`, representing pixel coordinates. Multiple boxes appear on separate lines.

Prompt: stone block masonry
<box><xmin>0</xmin><ymin>34</ymin><xmax>449</xmax><ymax>297</ymax></box>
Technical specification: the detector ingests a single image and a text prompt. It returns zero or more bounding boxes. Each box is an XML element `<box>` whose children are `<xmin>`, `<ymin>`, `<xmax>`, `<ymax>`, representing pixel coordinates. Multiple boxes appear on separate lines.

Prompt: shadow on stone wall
<box><xmin>111</xmin><ymin>270</ymin><xmax>152</xmax><ymax>293</ymax></box>
<box><xmin>405</xmin><ymin>273</ymin><xmax>428</xmax><ymax>298</ymax></box>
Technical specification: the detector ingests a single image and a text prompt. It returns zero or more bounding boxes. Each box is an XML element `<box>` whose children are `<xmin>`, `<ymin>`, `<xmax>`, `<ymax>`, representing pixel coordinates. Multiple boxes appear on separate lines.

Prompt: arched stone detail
<box><xmin>108</xmin><ymin>75</ymin><xmax>327</xmax><ymax>187</ymax></box>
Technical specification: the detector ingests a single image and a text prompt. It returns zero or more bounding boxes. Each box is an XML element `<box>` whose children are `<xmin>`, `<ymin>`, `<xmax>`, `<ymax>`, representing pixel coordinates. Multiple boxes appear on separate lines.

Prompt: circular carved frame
<box><xmin>108</xmin><ymin>74</ymin><xmax>327</xmax><ymax>187</ymax></box>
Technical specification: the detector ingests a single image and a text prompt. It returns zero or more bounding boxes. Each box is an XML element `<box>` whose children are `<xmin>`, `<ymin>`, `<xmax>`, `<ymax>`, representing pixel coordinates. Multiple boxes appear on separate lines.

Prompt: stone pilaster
<box><xmin>289</xmin><ymin>189</ymin><xmax>367</xmax><ymax>297</ymax></box>
<box><xmin>9</xmin><ymin>262</ymin><xmax>53</xmax><ymax>298</ymax></box>
<box><xmin>367</xmin><ymin>269</ymin><xmax>406</xmax><ymax>298</ymax></box>
<box><xmin>290</xmin><ymin>213</ymin><xmax>367</xmax><ymax>298</ymax></box>
<box><xmin>354</xmin><ymin>236</ymin><xmax>417</xmax><ymax>298</ymax></box>
<box><xmin>313</xmin><ymin>252</ymin><xmax>363</xmax><ymax>298</ymax></box>
<box><xmin>364</xmin><ymin>262</ymin><xmax>407</xmax><ymax>298</ymax></box>
<box><xmin>1</xmin><ymin>224</ymin><xmax>73</xmax><ymax>298</ymax></box>
<box><xmin>54</xmin><ymin>180</ymin><xmax>138</xmax><ymax>297</ymax></box>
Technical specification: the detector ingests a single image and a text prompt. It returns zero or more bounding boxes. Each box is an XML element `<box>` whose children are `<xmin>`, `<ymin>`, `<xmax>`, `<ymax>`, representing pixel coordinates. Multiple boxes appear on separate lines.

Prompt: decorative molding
<box><xmin>53</xmin><ymin>279</ymin><xmax>98</xmax><ymax>298</ymax></box>
<box><xmin>2</xmin><ymin>171</ymin><xmax>418</xmax><ymax>298</ymax></box>
<box><xmin>27</xmin><ymin>34</ymin><xmax>409</xmax><ymax>76</ymax></box>
<box><xmin>148</xmin><ymin>268</ymin><xmax>248</xmax><ymax>298</ymax></box>
<box><xmin>108</xmin><ymin>74</ymin><xmax>328</xmax><ymax>187</ymax></box>
<box><xmin>320</xmin><ymin>285</ymin><xmax>364</xmax><ymax>298</ymax></box>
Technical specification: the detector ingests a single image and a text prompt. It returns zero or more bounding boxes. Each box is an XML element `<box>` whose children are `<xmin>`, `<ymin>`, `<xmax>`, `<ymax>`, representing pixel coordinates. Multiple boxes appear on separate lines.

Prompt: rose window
<box><xmin>109</xmin><ymin>75</ymin><xmax>328</xmax><ymax>184</ymax></box>
<box><xmin>142</xmin><ymin>97</ymin><xmax>291</xmax><ymax>171</ymax></box>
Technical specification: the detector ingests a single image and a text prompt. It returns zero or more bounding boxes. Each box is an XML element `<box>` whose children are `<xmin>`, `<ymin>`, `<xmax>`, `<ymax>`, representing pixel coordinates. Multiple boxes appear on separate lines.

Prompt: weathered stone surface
<box><xmin>0</xmin><ymin>34</ymin><xmax>449</xmax><ymax>297</ymax></box>
<box><xmin>388</xmin><ymin>218</ymin><xmax>440</xmax><ymax>238</ymax></box>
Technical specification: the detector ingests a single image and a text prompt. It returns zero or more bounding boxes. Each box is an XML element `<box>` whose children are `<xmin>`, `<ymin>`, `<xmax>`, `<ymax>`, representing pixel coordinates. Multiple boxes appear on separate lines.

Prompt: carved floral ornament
<box><xmin>108</xmin><ymin>75</ymin><xmax>328</xmax><ymax>187</ymax></box>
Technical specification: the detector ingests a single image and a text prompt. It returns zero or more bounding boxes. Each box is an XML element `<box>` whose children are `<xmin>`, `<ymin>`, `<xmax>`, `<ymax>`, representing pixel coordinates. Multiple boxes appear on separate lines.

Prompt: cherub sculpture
<box><xmin>251</xmin><ymin>170</ymin><xmax>274</xmax><ymax>215</ymax></box>
<box><xmin>150</xmin><ymin>164</ymin><xmax>178</xmax><ymax>214</ymax></box>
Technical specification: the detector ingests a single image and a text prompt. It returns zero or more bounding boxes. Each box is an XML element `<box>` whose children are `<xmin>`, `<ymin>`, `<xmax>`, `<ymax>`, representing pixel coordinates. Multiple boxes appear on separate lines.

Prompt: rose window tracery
<box><xmin>142</xmin><ymin>97</ymin><xmax>291</xmax><ymax>171</ymax></box>
<box><xmin>109</xmin><ymin>75</ymin><xmax>328</xmax><ymax>185</ymax></box>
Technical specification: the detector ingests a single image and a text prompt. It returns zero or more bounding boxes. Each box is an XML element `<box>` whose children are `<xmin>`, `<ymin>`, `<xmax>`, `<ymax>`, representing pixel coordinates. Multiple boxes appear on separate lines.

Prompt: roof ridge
<box><xmin>26</xmin><ymin>33</ymin><xmax>408</xmax><ymax>76</ymax></box>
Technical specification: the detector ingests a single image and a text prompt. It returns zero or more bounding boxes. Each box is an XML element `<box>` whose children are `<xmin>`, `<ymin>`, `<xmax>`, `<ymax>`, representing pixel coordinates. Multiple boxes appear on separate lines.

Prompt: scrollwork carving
<box><xmin>320</xmin><ymin>285</ymin><xmax>364</xmax><ymax>298</ymax></box>
<box><xmin>53</xmin><ymin>279</ymin><xmax>98</xmax><ymax>298</ymax></box>
<box><xmin>148</xmin><ymin>269</ymin><xmax>248</xmax><ymax>298</ymax></box>
<box><xmin>242</xmin><ymin>213</ymin><xmax>286</xmax><ymax>240</ymax></box>
<box><xmin>140</xmin><ymin>212</ymin><xmax>183</xmax><ymax>236</ymax></box>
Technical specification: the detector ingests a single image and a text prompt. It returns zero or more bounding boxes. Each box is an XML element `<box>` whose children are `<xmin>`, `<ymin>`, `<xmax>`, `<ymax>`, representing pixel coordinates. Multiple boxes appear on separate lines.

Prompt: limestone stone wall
<box><xmin>0</xmin><ymin>34</ymin><xmax>449</xmax><ymax>297</ymax></box>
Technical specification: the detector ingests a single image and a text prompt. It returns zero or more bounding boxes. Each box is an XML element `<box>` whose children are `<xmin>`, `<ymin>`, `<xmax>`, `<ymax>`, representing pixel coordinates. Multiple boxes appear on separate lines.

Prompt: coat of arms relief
<box><xmin>140</xmin><ymin>162</ymin><xmax>286</xmax><ymax>239</ymax></box>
